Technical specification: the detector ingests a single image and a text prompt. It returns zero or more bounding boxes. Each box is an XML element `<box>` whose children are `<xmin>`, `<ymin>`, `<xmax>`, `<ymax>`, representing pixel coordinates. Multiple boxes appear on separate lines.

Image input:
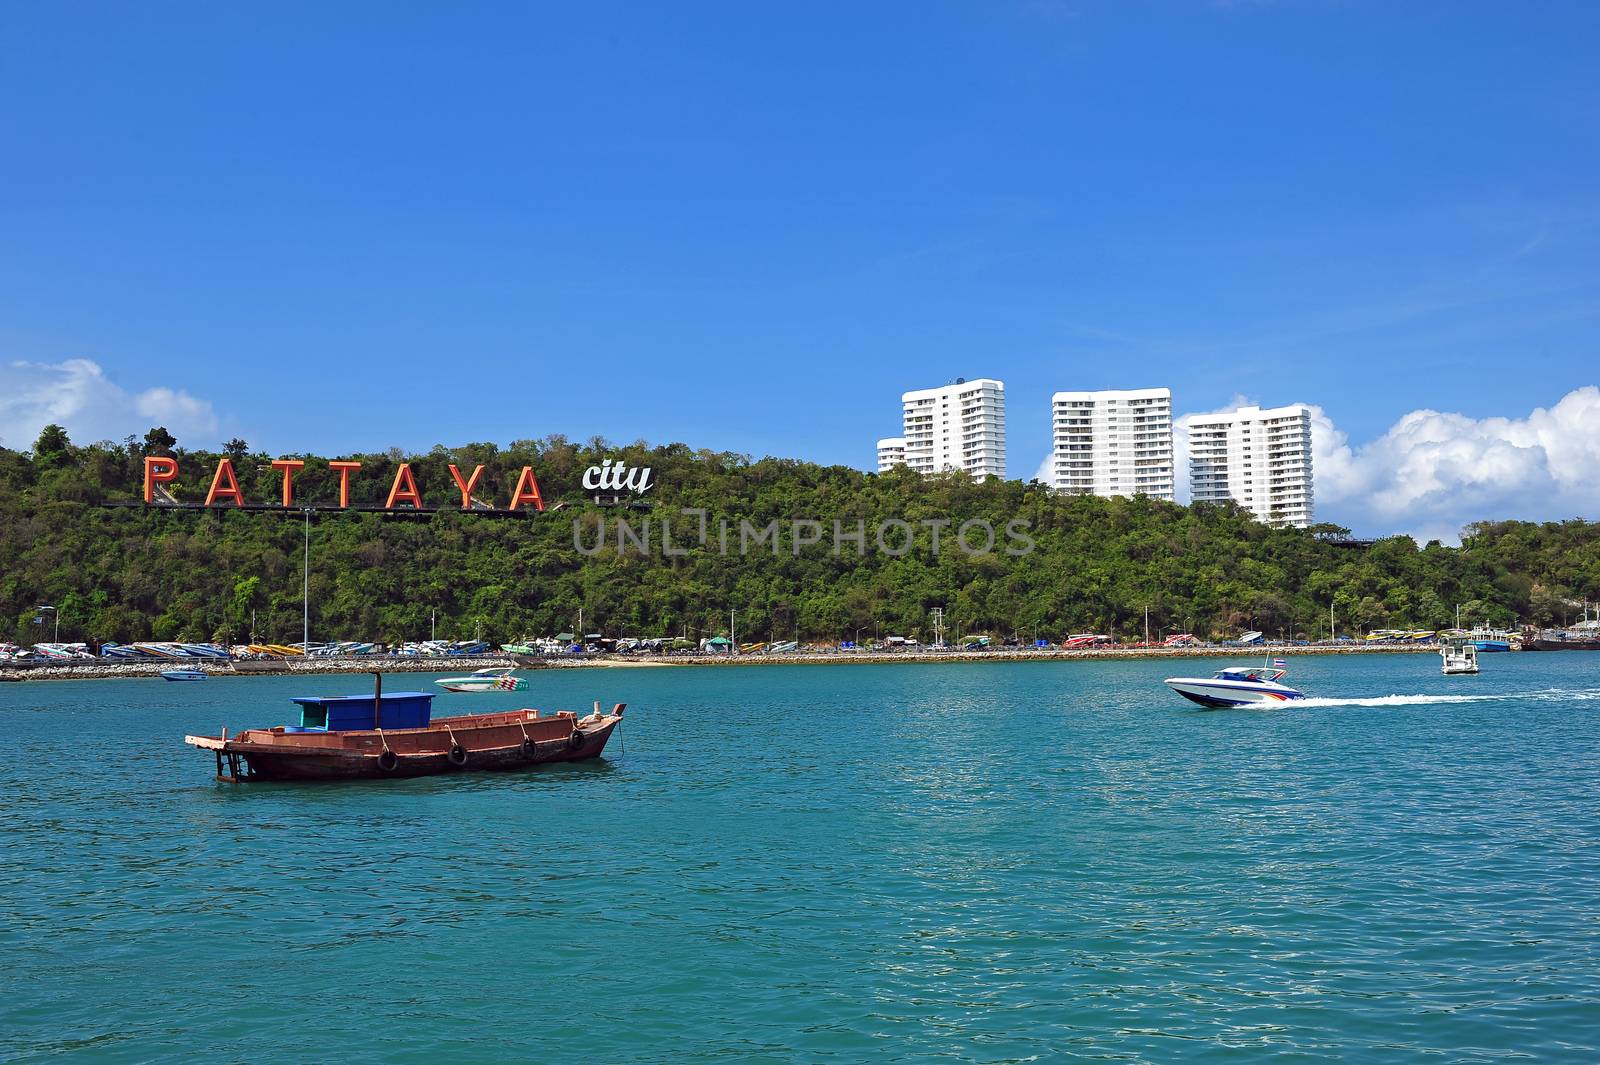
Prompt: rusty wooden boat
<box><xmin>184</xmin><ymin>674</ymin><xmax>623</xmax><ymax>782</ymax></box>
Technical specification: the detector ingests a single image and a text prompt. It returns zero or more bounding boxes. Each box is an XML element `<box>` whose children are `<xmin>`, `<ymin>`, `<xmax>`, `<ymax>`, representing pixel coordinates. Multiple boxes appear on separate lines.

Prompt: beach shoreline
<box><xmin>0</xmin><ymin>642</ymin><xmax>1435</xmax><ymax>682</ymax></box>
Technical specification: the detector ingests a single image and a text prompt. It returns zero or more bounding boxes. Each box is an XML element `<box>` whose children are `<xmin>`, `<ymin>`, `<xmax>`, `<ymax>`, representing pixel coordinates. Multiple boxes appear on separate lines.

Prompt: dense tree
<box><xmin>0</xmin><ymin>434</ymin><xmax>1595</xmax><ymax>646</ymax></box>
<box><xmin>32</xmin><ymin>424</ymin><xmax>73</xmax><ymax>469</ymax></box>
<box><xmin>143</xmin><ymin>426</ymin><xmax>177</xmax><ymax>456</ymax></box>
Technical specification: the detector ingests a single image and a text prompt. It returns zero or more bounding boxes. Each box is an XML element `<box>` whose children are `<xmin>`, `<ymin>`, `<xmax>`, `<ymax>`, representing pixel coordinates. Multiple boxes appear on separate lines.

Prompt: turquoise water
<box><xmin>4</xmin><ymin>653</ymin><xmax>1599</xmax><ymax>1063</ymax></box>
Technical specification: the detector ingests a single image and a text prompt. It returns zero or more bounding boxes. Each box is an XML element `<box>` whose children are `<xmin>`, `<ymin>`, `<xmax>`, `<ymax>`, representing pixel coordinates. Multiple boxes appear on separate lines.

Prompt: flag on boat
<box><xmin>1272</xmin><ymin>658</ymin><xmax>1286</xmax><ymax>668</ymax></box>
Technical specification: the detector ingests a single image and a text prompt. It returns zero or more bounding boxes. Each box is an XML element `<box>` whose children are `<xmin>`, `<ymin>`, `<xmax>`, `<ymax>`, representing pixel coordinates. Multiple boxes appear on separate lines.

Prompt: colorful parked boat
<box><xmin>161</xmin><ymin>668</ymin><xmax>207</xmax><ymax>682</ymax></box>
<box><xmin>184</xmin><ymin>676</ymin><xmax>623</xmax><ymax>781</ymax></box>
<box><xmin>1468</xmin><ymin>627</ymin><xmax>1513</xmax><ymax>652</ymax></box>
<box><xmin>435</xmin><ymin>666</ymin><xmax>529</xmax><ymax>693</ymax></box>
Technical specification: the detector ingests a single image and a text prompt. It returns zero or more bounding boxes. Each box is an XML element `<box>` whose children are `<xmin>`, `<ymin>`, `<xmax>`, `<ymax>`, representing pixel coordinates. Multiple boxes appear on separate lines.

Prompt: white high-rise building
<box><xmin>899</xmin><ymin>378</ymin><xmax>1007</xmax><ymax>479</ymax></box>
<box><xmin>1050</xmin><ymin>387</ymin><xmax>1175</xmax><ymax>500</ymax></box>
<box><xmin>1187</xmin><ymin>404</ymin><xmax>1315</xmax><ymax>527</ymax></box>
<box><xmin>876</xmin><ymin>437</ymin><xmax>907</xmax><ymax>472</ymax></box>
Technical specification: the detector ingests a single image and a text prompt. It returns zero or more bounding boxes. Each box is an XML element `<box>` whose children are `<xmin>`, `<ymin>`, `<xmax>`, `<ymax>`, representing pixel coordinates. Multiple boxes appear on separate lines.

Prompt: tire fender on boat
<box><xmin>448</xmin><ymin>743</ymin><xmax>468</xmax><ymax>767</ymax></box>
<box><xmin>377</xmin><ymin>749</ymin><xmax>399</xmax><ymax>773</ymax></box>
<box><xmin>520</xmin><ymin>738</ymin><xmax>537</xmax><ymax>759</ymax></box>
<box><xmin>568</xmin><ymin>729</ymin><xmax>585</xmax><ymax>750</ymax></box>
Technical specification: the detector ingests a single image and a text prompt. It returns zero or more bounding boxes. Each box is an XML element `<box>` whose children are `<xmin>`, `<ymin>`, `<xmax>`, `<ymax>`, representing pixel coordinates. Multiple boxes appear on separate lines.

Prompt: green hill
<box><xmin>3</xmin><ymin>425</ymin><xmax>1597</xmax><ymax>646</ymax></box>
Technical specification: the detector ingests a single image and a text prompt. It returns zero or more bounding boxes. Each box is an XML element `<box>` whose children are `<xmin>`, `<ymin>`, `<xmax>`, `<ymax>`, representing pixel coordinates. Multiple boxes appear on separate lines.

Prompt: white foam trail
<box><xmin>1294</xmin><ymin>689</ymin><xmax>1600</xmax><ymax>709</ymax></box>
<box><xmin>1295</xmin><ymin>693</ymin><xmax>1501</xmax><ymax>708</ymax></box>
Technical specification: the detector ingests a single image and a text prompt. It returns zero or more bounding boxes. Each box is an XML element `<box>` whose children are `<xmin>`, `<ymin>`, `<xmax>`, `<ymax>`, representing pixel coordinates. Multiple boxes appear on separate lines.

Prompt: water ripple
<box><xmin>3</xmin><ymin>655</ymin><xmax>1599</xmax><ymax>1062</ymax></box>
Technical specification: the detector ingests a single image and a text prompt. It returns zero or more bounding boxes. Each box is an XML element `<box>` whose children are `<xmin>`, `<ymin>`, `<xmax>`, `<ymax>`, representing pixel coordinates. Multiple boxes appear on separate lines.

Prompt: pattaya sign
<box><xmin>141</xmin><ymin>456</ymin><xmax>658</xmax><ymax>511</ymax></box>
<box><xmin>142</xmin><ymin>457</ymin><xmax>547</xmax><ymax>511</ymax></box>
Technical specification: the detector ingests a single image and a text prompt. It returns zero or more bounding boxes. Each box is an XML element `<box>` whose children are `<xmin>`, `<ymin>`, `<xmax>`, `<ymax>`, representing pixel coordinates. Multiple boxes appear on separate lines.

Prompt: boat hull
<box><xmin>1165</xmin><ymin>679</ymin><xmax>1304</xmax><ymax>708</ymax></box>
<box><xmin>186</xmin><ymin>706</ymin><xmax>622</xmax><ymax>782</ymax></box>
<box><xmin>1523</xmin><ymin>639</ymin><xmax>1600</xmax><ymax>652</ymax></box>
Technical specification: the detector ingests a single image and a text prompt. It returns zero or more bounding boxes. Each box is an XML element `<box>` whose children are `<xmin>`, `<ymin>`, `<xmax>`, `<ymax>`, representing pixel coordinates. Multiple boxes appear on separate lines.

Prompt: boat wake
<box><xmin>1294</xmin><ymin>693</ymin><xmax>1501</xmax><ymax>708</ymax></box>
<box><xmin>1293</xmin><ymin>688</ymin><xmax>1600</xmax><ymax>709</ymax></box>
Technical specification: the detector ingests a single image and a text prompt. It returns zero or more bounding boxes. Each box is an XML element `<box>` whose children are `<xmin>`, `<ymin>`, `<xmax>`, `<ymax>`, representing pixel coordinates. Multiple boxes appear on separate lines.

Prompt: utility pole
<box><xmin>301</xmin><ymin>507</ymin><xmax>312</xmax><ymax>650</ymax></box>
<box><xmin>731</xmin><ymin>608</ymin><xmax>736</xmax><ymax>647</ymax></box>
<box><xmin>1144</xmin><ymin>605</ymin><xmax>1150</xmax><ymax>646</ymax></box>
<box><xmin>430</xmin><ymin>609</ymin><xmax>436</xmax><ymax>642</ymax></box>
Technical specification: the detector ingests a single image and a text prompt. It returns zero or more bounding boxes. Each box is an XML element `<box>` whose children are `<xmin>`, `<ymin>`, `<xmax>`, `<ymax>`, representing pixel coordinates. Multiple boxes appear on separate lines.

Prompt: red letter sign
<box><xmin>328</xmin><ymin>461</ymin><xmax>362</xmax><ymax>508</ymax></box>
<box><xmin>508</xmin><ymin>466</ymin><xmax>545</xmax><ymax>511</ymax></box>
<box><xmin>385</xmin><ymin>463</ymin><xmax>424</xmax><ymax>509</ymax></box>
<box><xmin>448</xmin><ymin>464</ymin><xmax>485</xmax><ymax>510</ymax></box>
<box><xmin>143</xmin><ymin>456</ymin><xmax>179</xmax><ymax>503</ymax></box>
<box><xmin>204</xmin><ymin>458</ymin><xmax>245</xmax><ymax>507</ymax></box>
<box><xmin>271</xmin><ymin>459</ymin><xmax>306</xmax><ymax>507</ymax></box>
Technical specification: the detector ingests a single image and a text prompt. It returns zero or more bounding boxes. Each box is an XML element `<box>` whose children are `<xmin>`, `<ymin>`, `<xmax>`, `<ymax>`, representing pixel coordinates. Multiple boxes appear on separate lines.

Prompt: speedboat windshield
<box><xmin>1215</xmin><ymin>667</ymin><xmax>1287</xmax><ymax>683</ymax></box>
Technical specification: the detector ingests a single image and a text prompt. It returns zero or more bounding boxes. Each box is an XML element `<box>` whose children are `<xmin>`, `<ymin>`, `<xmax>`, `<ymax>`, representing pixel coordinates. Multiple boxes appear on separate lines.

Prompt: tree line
<box><xmin>2</xmin><ymin>425</ymin><xmax>1597</xmax><ymax>646</ymax></box>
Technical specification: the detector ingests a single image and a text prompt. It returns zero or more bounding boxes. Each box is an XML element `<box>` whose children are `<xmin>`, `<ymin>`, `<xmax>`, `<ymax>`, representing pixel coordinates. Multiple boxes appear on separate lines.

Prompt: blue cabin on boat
<box><xmin>288</xmin><ymin>692</ymin><xmax>434</xmax><ymax>732</ymax></box>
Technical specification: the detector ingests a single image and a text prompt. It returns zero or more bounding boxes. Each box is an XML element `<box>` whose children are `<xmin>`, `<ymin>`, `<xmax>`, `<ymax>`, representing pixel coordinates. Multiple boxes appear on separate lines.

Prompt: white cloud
<box><xmin>1309</xmin><ymin>387</ymin><xmax>1600</xmax><ymax>541</ymax></box>
<box><xmin>0</xmin><ymin>358</ymin><xmax>220</xmax><ymax>450</ymax></box>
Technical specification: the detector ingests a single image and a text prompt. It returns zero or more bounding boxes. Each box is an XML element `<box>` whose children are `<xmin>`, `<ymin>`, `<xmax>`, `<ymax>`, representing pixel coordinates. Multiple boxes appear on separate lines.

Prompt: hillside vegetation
<box><xmin>2</xmin><ymin>425</ymin><xmax>1597</xmax><ymax>646</ymax></box>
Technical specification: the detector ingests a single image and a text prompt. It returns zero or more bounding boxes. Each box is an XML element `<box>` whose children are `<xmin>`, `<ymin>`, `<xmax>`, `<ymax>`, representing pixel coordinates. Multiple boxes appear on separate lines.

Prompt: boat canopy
<box><xmin>290</xmin><ymin>692</ymin><xmax>434</xmax><ymax>731</ymax></box>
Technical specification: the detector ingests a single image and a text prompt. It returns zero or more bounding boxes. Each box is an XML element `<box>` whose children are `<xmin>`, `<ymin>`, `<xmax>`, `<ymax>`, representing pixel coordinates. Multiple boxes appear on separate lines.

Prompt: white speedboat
<box><xmin>161</xmin><ymin>668</ymin><xmax>207</xmax><ymax>682</ymax></box>
<box><xmin>1164</xmin><ymin>664</ymin><xmax>1304</xmax><ymax>708</ymax></box>
<box><xmin>434</xmin><ymin>667</ymin><xmax>528</xmax><ymax>693</ymax></box>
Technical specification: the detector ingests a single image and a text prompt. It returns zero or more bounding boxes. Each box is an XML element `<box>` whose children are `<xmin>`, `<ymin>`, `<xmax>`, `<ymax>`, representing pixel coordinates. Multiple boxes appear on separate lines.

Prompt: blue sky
<box><xmin>2</xmin><ymin>1</ymin><xmax>1598</xmax><ymax>538</ymax></box>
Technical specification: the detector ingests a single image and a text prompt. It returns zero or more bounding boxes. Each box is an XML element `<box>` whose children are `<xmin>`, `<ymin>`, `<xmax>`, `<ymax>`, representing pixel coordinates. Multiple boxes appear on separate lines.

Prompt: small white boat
<box><xmin>1165</xmin><ymin>663</ymin><xmax>1304</xmax><ymax>708</ymax></box>
<box><xmin>1440</xmin><ymin>639</ymin><xmax>1479</xmax><ymax>675</ymax></box>
<box><xmin>434</xmin><ymin>667</ymin><xmax>528</xmax><ymax>693</ymax></box>
<box><xmin>161</xmin><ymin>669</ymin><xmax>207</xmax><ymax>682</ymax></box>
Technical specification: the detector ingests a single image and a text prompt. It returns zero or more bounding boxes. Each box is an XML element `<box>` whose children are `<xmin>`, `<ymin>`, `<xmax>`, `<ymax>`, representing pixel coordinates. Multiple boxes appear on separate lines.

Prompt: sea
<box><xmin>4</xmin><ymin>652</ymin><xmax>1598</xmax><ymax>1063</ymax></box>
